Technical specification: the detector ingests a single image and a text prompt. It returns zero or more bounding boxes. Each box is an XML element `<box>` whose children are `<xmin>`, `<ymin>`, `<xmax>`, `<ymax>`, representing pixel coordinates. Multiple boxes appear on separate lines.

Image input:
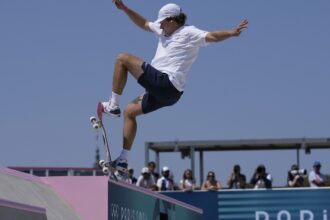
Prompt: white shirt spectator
<box><xmin>180</xmin><ymin>179</ymin><xmax>195</xmax><ymax>191</ymax></box>
<box><xmin>157</xmin><ymin>176</ymin><xmax>174</xmax><ymax>191</ymax></box>
<box><xmin>309</xmin><ymin>170</ymin><xmax>326</xmax><ymax>188</ymax></box>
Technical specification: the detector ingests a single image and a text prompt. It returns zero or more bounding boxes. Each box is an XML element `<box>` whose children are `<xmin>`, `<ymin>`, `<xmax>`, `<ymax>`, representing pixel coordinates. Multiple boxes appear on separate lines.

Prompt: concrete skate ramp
<box><xmin>0</xmin><ymin>168</ymin><xmax>80</xmax><ymax>220</ymax></box>
<box><xmin>0</xmin><ymin>198</ymin><xmax>47</xmax><ymax>220</ymax></box>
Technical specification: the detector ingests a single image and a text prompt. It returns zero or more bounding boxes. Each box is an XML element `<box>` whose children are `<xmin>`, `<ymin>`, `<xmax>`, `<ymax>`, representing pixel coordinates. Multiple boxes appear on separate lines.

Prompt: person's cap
<box><xmin>162</xmin><ymin>166</ymin><xmax>170</xmax><ymax>172</ymax></box>
<box><xmin>141</xmin><ymin>167</ymin><xmax>149</xmax><ymax>174</ymax></box>
<box><xmin>155</xmin><ymin>3</ymin><xmax>182</xmax><ymax>24</ymax></box>
<box><xmin>128</xmin><ymin>166</ymin><xmax>133</xmax><ymax>171</ymax></box>
<box><xmin>313</xmin><ymin>161</ymin><xmax>321</xmax><ymax>167</ymax></box>
<box><xmin>291</xmin><ymin>164</ymin><xmax>299</xmax><ymax>170</ymax></box>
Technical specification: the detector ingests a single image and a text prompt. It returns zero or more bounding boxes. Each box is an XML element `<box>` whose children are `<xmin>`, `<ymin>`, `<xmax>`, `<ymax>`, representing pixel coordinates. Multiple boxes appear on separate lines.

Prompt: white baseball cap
<box><xmin>162</xmin><ymin>166</ymin><xmax>170</xmax><ymax>172</ymax></box>
<box><xmin>155</xmin><ymin>3</ymin><xmax>182</xmax><ymax>24</ymax></box>
<box><xmin>141</xmin><ymin>167</ymin><xmax>149</xmax><ymax>174</ymax></box>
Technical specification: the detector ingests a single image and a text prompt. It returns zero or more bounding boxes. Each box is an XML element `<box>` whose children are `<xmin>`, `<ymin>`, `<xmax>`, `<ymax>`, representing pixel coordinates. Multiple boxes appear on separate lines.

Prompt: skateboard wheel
<box><xmin>103</xmin><ymin>167</ymin><xmax>109</xmax><ymax>174</ymax></box>
<box><xmin>93</xmin><ymin>123</ymin><xmax>99</xmax><ymax>129</ymax></box>
<box><xmin>90</xmin><ymin>116</ymin><xmax>97</xmax><ymax>123</ymax></box>
<box><xmin>99</xmin><ymin>160</ymin><xmax>105</xmax><ymax>167</ymax></box>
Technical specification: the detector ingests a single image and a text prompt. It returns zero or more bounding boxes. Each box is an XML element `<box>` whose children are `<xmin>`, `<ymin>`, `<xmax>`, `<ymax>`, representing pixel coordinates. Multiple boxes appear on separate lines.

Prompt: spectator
<box><xmin>308</xmin><ymin>161</ymin><xmax>328</xmax><ymax>188</ymax></box>
<box><xmin>148</xmin><ymin>161</ymin><xmax>160</xmax><ymax>183</ymax></box>
<box><xmin>250</xmin><ymin>164</ymin><xmax>272</xmax><ymax>189</ymax></box>
<box><xmin>201</xmin><ymin>171</ymin><xmax>221</xmax><ymax>191</ymax></box>
<box><xmin>126</xmin><ymin>167</ymin><xmax>137</xmax><ymax>184</ymax></box>
<box><xmin>227</xmin><ymin>164</ymin><xmax>246</xmax><ymax>189</ymax></box>
<box><xmin>136</xmin><ymin>167</ymin><xmax>157</xmax><ymax>190</ymax></box>
<box><xmin>179</xmin><ymin>169</ymin><xmax>196</xmax><ymax>192</ymax></box>
<box><xmin>157</xmin><ymin>166</ymin><xmax>175</xmax><ymax>191</ymax></box>
<box><xmin>287</xmin><ymin>164</ymin><xmax>306</xmax><ymax>187</ymax></box>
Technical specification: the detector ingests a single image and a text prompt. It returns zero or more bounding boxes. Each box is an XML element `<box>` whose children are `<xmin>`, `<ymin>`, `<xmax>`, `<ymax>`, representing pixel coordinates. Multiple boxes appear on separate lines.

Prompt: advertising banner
<box><xmin>164</xmin><ymin>188</ymin><xmax>330</xmax><ymax>220</ymax></box>
<box><xmin>108</xmin><ymin>181</ymin><xmax>202</xmax><ymax>220</ymax></box>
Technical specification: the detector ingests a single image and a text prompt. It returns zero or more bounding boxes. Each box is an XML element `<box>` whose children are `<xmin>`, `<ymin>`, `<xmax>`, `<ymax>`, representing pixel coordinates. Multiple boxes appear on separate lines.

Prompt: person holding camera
<box><xmin>227</xmin><ymin>164</ymin><xmax>246</xmax><ymax>189</ymax></box>
<box><xmin>250</xmin><ymin>164</ymin><xmax>272</xmax><ymax>189</ymax></box>
<box><xmin>308</xmin><ymin>161</ymin><xmax>328</xmax><ymax>188</ymax></box>
<box><xmin>287</xmin><ymin>164</ymin><xmax>306</xmax><ymax>187</ymax></box>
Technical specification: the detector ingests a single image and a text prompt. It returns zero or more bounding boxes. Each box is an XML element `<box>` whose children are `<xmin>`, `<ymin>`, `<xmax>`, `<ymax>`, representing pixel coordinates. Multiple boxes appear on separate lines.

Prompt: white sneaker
<box><xmin>102</xmin><ymin>101</ymin><xmax>121</xmax><ymax>117</ymax></box>
<box><xmin>111</xmin><ymin>157</ymin><xmax>128</xmax><ymax>173</ymax></box>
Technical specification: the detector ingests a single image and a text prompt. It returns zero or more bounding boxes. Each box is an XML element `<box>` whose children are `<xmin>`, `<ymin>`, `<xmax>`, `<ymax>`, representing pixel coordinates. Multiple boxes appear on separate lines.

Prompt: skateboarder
<box><xmin>102</xmin><ymin>0</ymin><xmax>248</xmax><ymax>171</ymax></box>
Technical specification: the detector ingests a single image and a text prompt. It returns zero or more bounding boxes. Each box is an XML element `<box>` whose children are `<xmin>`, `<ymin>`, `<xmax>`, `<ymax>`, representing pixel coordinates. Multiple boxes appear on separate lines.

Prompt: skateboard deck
<box><xmin>89</xmin><ymin>102</ymin><xmax>118</xmax><ymax>180</ymax></box>
<box><xmin>89</xmin><ymin>102</ymin><xmax>127</xmax><ymax>181</ymax></box>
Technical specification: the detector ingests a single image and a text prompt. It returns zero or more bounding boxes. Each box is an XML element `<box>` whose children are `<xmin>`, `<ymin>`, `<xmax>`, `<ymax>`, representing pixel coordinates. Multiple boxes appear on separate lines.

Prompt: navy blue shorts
<box><xmin>137</xmin><ymin>62</ymin><xmax>183</xmax><ymax>114</ymax></box>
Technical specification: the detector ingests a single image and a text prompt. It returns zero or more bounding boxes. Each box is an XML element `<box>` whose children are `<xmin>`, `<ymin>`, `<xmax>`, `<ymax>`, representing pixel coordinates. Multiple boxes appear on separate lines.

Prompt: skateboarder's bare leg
<box><xmin>113</xmin><ymin>96</ymin><xmax>143</xmax><ymax>168</ymax></box>
<box><xmin>122</xmin><ymin>96</ymin><xmax>143</xmax><ymax>151</ymax></box>
<box><xmin>102</xmin><ymin>53</ymin><xmax>144</xmax><ymax>117</ymax></box>
<box><xmin>103</xmin><ymin>53</ymin><xmax>144</xmax><ymax>117</ymax></box>
<box><xmin>112</xmin><ymin>53</ymin><xmax>144</xmax><ymax>95</ymax></box>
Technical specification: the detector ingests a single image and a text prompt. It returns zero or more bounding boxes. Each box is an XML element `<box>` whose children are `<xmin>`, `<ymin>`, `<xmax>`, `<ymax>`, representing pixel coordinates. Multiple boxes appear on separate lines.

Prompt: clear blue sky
<box><xmin>1</xmin><ymin>0</ymin><xmax>330</xmax><ymax>186</ymax></box>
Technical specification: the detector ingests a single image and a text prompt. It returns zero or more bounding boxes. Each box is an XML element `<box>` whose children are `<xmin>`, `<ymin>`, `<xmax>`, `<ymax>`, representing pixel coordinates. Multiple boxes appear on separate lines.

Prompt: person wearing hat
<box><xmin>308</xmin><ymin>161</ymin><xmax>328</xmax><ymax>188</ymax></box>
<box><xmin>156</xmin><ymin>166</ymin><xmax>175</xmax><ymax>191</ymax></box>
<box><xmin>102</xmin><ymin>0</ymin><xmax>248</xmax><ymax>172</ymax></box>
<box><xmin>136</xmin><ymin>167</ymin><xmax>157</xmax><ymax>190</ymax></box>
<box><xmin>287</xmin><ymin>164</ymin><xmax>306</xmax><ymax>187</ymax></box>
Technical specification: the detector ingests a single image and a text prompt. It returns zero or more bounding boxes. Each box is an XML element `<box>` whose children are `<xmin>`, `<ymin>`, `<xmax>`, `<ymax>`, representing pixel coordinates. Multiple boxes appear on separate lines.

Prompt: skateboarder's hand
<box><xmin>112</xmin><ymin>0</ymin><xmax>127</xmax><ymax>10</ymax></box>
<box><xmin>231</xmin><ymin>19</ymin><xmax>248</xmax><ymax>37</ymax></box>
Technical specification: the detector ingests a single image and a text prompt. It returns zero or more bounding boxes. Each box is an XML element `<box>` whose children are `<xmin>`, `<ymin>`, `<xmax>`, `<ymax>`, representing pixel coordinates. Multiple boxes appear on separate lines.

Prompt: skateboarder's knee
<box><xmin>124</xmin><ymin>103</ymin><xmax>141</xmax><ymax>119</ymax></box>
<box><xmin>124</xmin><ymin>105</ymin><xmax>135</xmax><ymax>118</ymax></box>
<box><xmin>116</xmin><ymin>53</ymin><xmax>130</xmax><ymax>66</ymax></box>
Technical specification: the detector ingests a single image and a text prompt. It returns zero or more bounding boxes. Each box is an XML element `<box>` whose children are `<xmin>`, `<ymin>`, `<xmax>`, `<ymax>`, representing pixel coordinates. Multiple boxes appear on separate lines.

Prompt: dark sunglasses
<box><xmin>164</xmin><ymin>17</ymin><xmax>173</xmax><ymax>22</ymax></box>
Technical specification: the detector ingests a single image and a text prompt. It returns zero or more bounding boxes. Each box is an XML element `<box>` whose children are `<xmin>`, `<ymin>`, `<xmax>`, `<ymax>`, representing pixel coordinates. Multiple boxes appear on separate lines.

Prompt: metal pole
<box><xmin>144</xmin><ymin>142</ymin><xmax>150</xmax><ymax>166</ymax></box>
<box><xmin>296</xmin><ymin>149</ymin><xmax>300</xmax><ymax>168</ymax></box>
<box><xmin>155</xmin><ymin>151</ymin><xmax>160</xmax><ymax>174</ymax></box>
<box><xmin>190</xmin><ymin>147</ymin><xmax>195</xmax><ymax>183</ymax></box>
<box><xmin>199</xmin><ymin>151</ymin><xmax>204</xmax><ymax>186</ymax></box>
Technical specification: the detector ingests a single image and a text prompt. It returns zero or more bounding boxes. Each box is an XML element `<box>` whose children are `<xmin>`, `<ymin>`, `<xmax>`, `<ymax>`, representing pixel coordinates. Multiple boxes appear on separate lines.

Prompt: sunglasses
<box><xmin>164</xmin><ymin>17</ymin><xmax>173</xmax><ymax>22</ymax></box>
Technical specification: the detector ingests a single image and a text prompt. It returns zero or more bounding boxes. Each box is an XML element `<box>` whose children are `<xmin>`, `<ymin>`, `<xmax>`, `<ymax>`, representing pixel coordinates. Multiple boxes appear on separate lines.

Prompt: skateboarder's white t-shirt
<box><xmin>148</xmin><ymin>22</ymin><xmax>209</xmax><ymax>92</ymax></box>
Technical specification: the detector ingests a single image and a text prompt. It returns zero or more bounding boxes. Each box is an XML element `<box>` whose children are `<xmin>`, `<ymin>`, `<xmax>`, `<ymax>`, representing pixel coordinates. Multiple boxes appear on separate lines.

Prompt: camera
<box><xmin>290</xmin><ymin>169</ymin><xmax>307</xmax><ymax>175</ymax></box>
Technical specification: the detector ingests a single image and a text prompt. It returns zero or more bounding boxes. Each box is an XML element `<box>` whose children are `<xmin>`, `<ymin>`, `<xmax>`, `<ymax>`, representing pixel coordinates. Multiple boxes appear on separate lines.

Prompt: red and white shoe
<box><xmin>101</xmin><ymin>101</ymin><xmax>121</xmax><ymax>117</ymax></box>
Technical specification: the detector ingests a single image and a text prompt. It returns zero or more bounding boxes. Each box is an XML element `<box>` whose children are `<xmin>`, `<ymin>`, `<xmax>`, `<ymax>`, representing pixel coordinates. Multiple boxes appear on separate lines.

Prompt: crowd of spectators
<box><xmin>125</xmin><ymin>160</ymin><xmax>329</xmax><ymax>191</ymax></box>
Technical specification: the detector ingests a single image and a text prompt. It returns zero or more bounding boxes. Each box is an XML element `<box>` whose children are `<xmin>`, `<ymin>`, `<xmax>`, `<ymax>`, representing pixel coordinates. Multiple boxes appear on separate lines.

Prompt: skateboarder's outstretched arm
<box><xmin>205</xmin><ymin>19</ymin><xmax>248</xmax><ymax>43</ymax></box>
<box><xmin>112</xmin><ymin>0</ymin><xmax>152</xmax><ymax>32</ymax></box>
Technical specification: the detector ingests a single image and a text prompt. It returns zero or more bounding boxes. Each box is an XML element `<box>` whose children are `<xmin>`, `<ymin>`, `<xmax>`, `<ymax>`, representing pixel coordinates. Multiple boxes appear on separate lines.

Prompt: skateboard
<box><xmin>90</xmin><ymin>102</ymin><xmax>128</xmax><ymax>180</ymax></box>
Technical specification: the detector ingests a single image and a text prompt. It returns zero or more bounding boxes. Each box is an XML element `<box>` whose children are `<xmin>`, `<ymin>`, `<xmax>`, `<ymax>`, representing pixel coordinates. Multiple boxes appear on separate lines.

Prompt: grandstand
<box><xmin>145</xmin><ymin>137</ymin><xmax>330</xmax><ymax>185</ymax></box>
